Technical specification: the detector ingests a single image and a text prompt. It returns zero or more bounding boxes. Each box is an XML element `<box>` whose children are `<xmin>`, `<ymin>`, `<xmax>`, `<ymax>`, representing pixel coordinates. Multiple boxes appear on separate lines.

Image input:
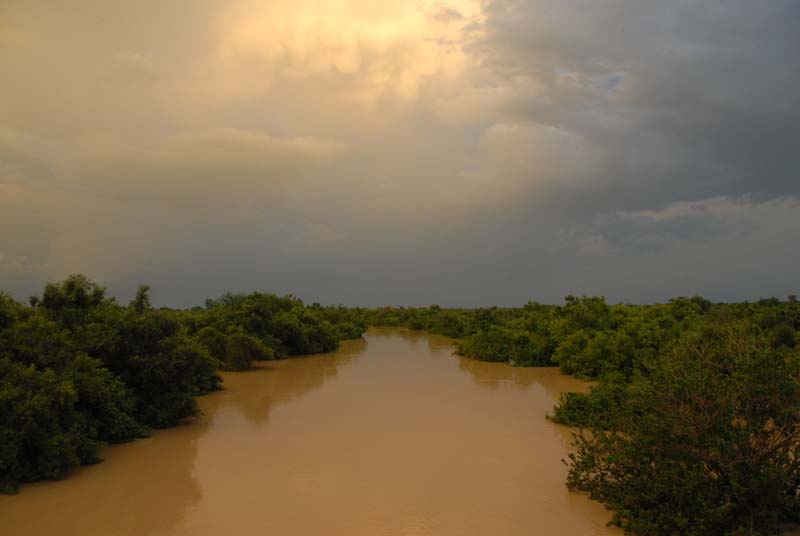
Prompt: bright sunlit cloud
<box><xmin>216</xmin><ymin>0</ymin><xmax>482</xmax><ymax>101</ymax></box>
<box><xmin>1</xmin><ymin>0</ymin><xmax>798</xmax><ymax>305</ymax></box>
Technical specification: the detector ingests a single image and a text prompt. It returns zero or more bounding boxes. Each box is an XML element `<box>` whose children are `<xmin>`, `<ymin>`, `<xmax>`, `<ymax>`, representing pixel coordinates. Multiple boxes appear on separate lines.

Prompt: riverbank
<box><xmin>0</xmin><ymin>328</ymin><xmax>618</xmax><ymax>536</ymax></box>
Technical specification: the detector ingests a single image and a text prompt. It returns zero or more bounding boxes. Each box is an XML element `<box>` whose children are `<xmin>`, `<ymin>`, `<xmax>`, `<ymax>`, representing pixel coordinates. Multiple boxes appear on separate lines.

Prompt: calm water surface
<box><xmin>1</xmin><ymin>328</ymin><xmax>619</xmax><ymax>535</ymax></box>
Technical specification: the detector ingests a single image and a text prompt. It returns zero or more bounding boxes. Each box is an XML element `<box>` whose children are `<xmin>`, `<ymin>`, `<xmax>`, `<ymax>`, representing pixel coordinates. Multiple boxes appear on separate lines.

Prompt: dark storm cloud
<box><xmin>447</xmin><ymin>0</ymin><xmax>800</xmax><ymax>305</ymax></box>
<box><xmin>479</xmin><ymin>0</ymin><xmax>800</xmax><ymax>209</ymax></box>
<box><xmin>0</xmin><ymin>0</ymin><xmax>798</xmax><ymax>305</ymax></box>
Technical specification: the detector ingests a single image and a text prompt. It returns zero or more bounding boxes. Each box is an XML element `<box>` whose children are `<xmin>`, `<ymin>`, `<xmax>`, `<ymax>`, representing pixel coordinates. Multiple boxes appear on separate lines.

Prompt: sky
<box><xmin>1</xmin><ymin>0</ymin><xmax>799</xmax><ymax>307</ymax></box>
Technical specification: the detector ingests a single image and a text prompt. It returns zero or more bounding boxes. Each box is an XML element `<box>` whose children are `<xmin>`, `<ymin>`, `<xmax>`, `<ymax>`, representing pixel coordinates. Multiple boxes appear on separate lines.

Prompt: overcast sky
<box><xmin>1</xmin><ymin>0</ymin><xmax>798</xmax><ymax>307</ymax></box>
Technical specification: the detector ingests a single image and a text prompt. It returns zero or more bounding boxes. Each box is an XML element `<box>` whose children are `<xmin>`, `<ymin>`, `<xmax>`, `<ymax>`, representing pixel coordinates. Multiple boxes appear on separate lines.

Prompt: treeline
<box><xmin>177</xmin><ymin>292</ymin><xmax>366</xmax><ymax>367</ymax></box>
<box><xmin>0</xmin><ymin>275</ymin><xmax>366</xmax><ymax>493</ymax></box>
<box><xmin>367</xmin><ymin>296</ymin><xmax>800</xmax><ymax>535</ymax></box>
<box><xmin>364</xmin><ymin>304</ymin><xmax>519</xmax><ymax>339</ymax></box>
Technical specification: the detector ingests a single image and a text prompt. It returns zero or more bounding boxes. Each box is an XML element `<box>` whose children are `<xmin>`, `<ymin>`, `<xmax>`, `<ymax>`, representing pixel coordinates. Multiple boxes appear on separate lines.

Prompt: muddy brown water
<box><xmin>1</xmin><ymin>328</ymin><xmax>619</xmax><ymax>535</ymax></box>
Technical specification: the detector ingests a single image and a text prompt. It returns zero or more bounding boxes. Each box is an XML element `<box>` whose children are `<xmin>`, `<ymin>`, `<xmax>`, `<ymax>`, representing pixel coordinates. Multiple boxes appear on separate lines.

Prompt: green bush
<box><xmin>566</xmin><ymin>327</ymin><xmax>800</xmax><ymax>535</ymax></box>
<box><xmin>181</xmin><ymin>292</ymin><xmax>363</xmax><ymax>357</ymax></box>
<box><xmin>335</xmin><ymin>322</ymin><xmax>366</xmax><ymax>340</ymax></box>
<box><xmin>0</xmin><ymin>276</ymin><xmax>223</xmax><ymax>492</ymax></box>
<box><xmin>78</xmin><ymin>307</ymin><xmax>221</xmax><ymax>427</ymax></box>
<box><xmin>549</xmin><ymin>373</ymin><xmax>629</xmax><ymax>429</ymax></box>
<box><xmin>0</xmin><ymin>352</ymin><xmax>146</xmax><ymax>493</ymax></box>
<box><xmin>224</xmin><ymin>334</ymin><xmax>273</xmax><ymax>371</ymax></box>
<box><xmin>195</xmin><ymin>326</ymin><xmax>228</xmax><ymax>360</ymax></box>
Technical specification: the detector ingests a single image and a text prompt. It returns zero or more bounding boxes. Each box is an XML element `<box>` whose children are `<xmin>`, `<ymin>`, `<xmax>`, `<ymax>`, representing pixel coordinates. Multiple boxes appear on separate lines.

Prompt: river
<box><xmin>0</xmin><ymin>327</ymin><xmax>619</xmax><ymax>535</ymax></box>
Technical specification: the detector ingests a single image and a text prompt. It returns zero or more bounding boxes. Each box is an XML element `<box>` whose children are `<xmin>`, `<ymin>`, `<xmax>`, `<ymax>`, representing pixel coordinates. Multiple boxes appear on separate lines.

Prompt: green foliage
<box><xmin>0</xmin><ymin>358</ymin><xmax>92</xmax><ymax>493</ymax></box>
<box><xmin>224</xmin><ymin>334</ymin><xmax>273</xmax><ymax>371</ymax></box>
<box><xmin>77</xmin><ymin>306</ymin><xmax>222</xmax><ymax>427</ymax></box>
<box><xmin>179</xmin><ymin>292</ymin><xmax>366</xmax><ymax>357</ymax></box>
<box><xmin>0</xmin><ymin>293</ymin><xmax>21</xmax><ymax>330</ymax></box>
<box><xmin>0</xmin><ymin>277</ymin><xmax>217</xmax><ymax>491</ymax></box>
<box><xmin>131</xmin><ymin>285</ymin><xmax>152</xmax><ymax>314</ymax></box>
<box><xmin>39</xmin><ymin>274</ymin><xmax>107</xmax><ymax>329</ymax></box>
<box><xmin>364</xmin><ymin>305</ymin><xmax>518</xmax><ymax>340</ymax></box>
<box><xmin>195</xmin><ymin>326</ymin><xmax>228</xmax><ymax>360</ymax></box>
<box><xmin>0</xmin><ymin>323</ymin><xmax>146</xmax><ymax>493</ymax></box>
<box><xmin>335</xmin><ymin>321</ymin><xmax>366</xmax><ymax>340</ymax></box>
<box><xmin>457</xmin><ymin>326</ymin><xmax>552</xmax><ymax>365</ymax></box>
<box><xmin>770</xmin><ymin>324</ymin><xmax>796</xmax><ymax>348</ymax></box>
<box><xmin>566</xmin><ymin>326</ymin><xmax>800</xmax><ymax>535</ymax></box>
<box><xmin>549</xmin><ymin>374</ymin><xmax>629</xmax><ymax>429</ymax></box>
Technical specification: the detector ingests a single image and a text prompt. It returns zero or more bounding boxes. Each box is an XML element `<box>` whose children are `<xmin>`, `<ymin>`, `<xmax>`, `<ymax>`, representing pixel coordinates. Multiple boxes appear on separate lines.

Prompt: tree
<box><xmin>0</xmin><ymin>293</ymin><xmax>21</xmax><ymax>330</ymax></box>
<box><xmin>224</xmin><ymin>334</ymin><xmax>273</xmax><ymax>371</ymax></box>
<box><xmin>195</xmin><ymin>326</ymin><xmax>228</xmax><ymax>360</ymax></box>
<box><xmin>40</xmin><ymin>274</ymin><xmax>107</xmax><ymax>328</ymax></box>
<box><xmin>79</xmin><ymin>307</ymin><xmax>221</xmax><ymax>427</ymax></box>
<box><xmin>566</xmin><ymin>326</ymin><xmax>800</xmax><ymax>535</ymax></box>
<box><xmin>131</xmin><ymin>285</ymin><xmax>152</xmax><ymax>313</ymax></box>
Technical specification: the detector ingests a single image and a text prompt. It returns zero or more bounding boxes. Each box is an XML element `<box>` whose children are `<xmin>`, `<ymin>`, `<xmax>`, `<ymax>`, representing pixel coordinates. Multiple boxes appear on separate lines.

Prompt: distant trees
<box><xmin>456</xmin><ymin>326</ymin><xmax>552</xmax><ymax>365</ymax></box>
<box><xmin>180</xmin><ymin>292</ymin><xmax>366</xmax><ymax>358</ymax></box>
<box><xmin>131</xmin><ymin>284</ymin><xmax>151</xmax><ymax>313</ymax></box>
<box><xmin>364</xmin><ymin>305</ymin><xmax>517</xmax><ymax>340</ymax></box>
<box><xmin>334</xmin><ymin>321</ymin><xmax>365</xmax><ymax>340</ymax></box>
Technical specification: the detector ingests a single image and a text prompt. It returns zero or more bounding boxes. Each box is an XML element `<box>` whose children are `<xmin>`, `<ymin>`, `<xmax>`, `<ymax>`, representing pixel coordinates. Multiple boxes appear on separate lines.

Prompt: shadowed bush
<box><xmin>224</xmin><ymin>334</ymin><xmax>273</xmax><ymax>371</ymax></box>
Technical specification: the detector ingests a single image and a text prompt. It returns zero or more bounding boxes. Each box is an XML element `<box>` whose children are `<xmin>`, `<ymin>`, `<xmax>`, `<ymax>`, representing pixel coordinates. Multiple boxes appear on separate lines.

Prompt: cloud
<box><xmin>61</xmin><ymin>128</ymin><xmax>349</xmax><ymax>206</ymax></box>
<box><xmin>586</xmin><ymin>196</ymin><xmax>800</xmax><ymax>255</ymax></box>
<box><xmin>108</xmin><ymin>52</ymin><xmax>163</xmax><ymax>82</ymax></box>
<box><xmin>0</xmin><ymin>0</ymin><xmax>798</xmax><ymax>305</ymax></box>
<box><xmin>214</xmin><ymin>0</ymin><xmax>483</xmax><ymax>101</ymax></box>
<box><xmin>476</xmin><ymin>0</ymin><xmax>800</xmax><ymax>208</ymax></box>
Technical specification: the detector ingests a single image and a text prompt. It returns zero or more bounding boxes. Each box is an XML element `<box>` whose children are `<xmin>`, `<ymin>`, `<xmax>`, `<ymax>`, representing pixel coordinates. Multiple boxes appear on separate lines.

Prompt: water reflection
<box><xmin>1</xmin><ymin>329</ymin><xmax>617</xmax><ymax>536</ymax></box>
<box><xmin>449</xmin><ymin>336</ymin><xmax>594</xmax><ymax>472</ymax></box>
<box><xmin>0</xmin><ymin>420</ymin><xmax>204</xmax><ymax>536</ymax></box>
<box><xmin>0</xmin><ymin>339</ymin><xmax>362</xmax><ymax>536</ymax></box>
<box><xmin>456</xmin><ymin>355</ymin><xmax>540</xmax><ymax>390</ymax></box>
<box><xmin>219</xmin><ymin>338</ymin><xmax>366</xmax><ymax>424</ymax></box>
<box><xmin>457</xmin><ymin>355</ymin><xmax>591</xmax><ymax>398</ymax></box>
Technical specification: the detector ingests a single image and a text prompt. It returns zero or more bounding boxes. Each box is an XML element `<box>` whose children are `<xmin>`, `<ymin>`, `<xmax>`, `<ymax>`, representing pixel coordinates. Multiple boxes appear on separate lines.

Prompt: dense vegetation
<box><xmin>366</xmin><ymin>296</ymin><xmax>800</xmax><ymax>534</ymax></box>
<box><xmin>4</xmin><ymin>275</ymin><xmax>799</xmax><ymax>534</ymax></box>
<box><xmin>0</xmin><ymin>275</ymin><xmax>366</xmax><ymax>493</ymax></box>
